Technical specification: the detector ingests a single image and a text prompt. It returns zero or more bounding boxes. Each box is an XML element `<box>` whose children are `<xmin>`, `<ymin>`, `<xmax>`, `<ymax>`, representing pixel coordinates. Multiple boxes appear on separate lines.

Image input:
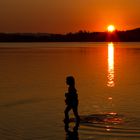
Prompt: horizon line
<box><xmin>0</xmin><ymin>27</ymin><xmax>140</xmax><ymax>34</ymax></box>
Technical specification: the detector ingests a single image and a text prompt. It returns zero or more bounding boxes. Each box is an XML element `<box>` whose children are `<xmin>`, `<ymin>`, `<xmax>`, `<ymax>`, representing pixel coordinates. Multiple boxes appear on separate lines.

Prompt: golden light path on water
<box><xmin>107</xmin><ymin>42</ymin><xmax>115</xmax><ymax>87</ymax></box>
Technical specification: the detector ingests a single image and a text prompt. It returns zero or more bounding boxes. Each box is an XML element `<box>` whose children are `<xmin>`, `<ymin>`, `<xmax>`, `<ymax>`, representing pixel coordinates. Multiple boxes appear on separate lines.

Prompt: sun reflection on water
<box><xmin>107</xmin><ymin>42</ymin><xmax>115</xmax><ymax>87</ymax></box>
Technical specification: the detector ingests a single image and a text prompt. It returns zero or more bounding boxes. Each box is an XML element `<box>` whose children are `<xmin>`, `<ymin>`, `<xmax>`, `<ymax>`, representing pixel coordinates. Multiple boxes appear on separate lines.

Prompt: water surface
<box><xmin>0</xmin><ymin>42</ymin><xmax>140</xmax><ymax>140</ymax></box>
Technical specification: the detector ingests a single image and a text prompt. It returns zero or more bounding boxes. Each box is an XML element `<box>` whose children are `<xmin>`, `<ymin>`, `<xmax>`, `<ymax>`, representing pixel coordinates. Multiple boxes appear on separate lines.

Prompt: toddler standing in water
<box><xmin>64</xmin><ymin>76</ymin><xmax>80</xmax><ymax>123</ymax></box>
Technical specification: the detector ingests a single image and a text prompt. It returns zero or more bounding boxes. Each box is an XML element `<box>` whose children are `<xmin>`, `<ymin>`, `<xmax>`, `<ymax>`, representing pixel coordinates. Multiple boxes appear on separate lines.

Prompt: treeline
<box><xmin>0</xmin><ymin>28</ymin><xmax>140</xmax><ymax>42</ymax></box>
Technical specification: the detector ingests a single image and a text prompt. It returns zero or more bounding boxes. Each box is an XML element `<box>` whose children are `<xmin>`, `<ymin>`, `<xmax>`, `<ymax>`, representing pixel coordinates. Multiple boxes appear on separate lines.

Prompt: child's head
<box><xmin>66</xmin><ymin>76</ymin><xmax>75</xmax><ymax>86</ymax></box>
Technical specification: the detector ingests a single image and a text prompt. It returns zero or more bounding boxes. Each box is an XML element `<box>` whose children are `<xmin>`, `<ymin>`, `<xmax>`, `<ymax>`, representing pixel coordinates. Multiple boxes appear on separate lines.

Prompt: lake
<box><xmin>0</xmin><ymin>42</ymin><xmax>140</xmax><ymax>140</ymax></box>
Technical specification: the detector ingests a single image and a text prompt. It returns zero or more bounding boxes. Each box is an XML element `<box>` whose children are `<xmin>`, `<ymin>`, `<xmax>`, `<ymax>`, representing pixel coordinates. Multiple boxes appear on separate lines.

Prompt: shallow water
<box><xmin>0</xmin><ymin>42</ymin><xmax>139</xmax><ymax>140</ymax></box>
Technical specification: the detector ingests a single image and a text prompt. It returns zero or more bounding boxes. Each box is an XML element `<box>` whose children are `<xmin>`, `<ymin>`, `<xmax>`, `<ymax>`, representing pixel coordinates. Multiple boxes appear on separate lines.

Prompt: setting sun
<box><xmin>107</xmin><ymin>25</ymin><xmax>115</xmax><ymax>32</ymax></box>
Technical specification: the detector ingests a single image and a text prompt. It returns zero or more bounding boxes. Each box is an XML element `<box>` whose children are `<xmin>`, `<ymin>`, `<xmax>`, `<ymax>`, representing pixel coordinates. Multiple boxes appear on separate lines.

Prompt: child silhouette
<box><xmin>64</xmin><ymin>76</ymin><xmax>80</xmax><ymax>123</ymax></box>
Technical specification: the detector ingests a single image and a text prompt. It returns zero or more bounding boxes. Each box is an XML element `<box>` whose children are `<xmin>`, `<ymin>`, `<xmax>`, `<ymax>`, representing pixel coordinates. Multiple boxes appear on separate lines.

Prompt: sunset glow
<box><xmin>0</xmin><ymin>1</ymin><xmax>139</xmax><ymax>33</ymax></box>
<box><xmin>107</xmin><ymin>25</ymin><xmax>115</xmax><ymax>32</ymax></box>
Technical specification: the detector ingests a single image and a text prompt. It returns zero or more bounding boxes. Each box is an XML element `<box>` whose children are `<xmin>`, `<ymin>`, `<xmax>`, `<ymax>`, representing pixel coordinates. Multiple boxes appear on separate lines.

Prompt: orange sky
<box><xmin>0</xmin><ymin>0</ymin><xmax>140</xmax><ymax>33</ymax></box>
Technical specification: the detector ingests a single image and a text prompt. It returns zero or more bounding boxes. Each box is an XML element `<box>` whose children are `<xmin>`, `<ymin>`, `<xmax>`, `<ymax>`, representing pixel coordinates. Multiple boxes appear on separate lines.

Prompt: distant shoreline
<box><xmin>0</xmin><ymin>28</ymin><xmax>140</xmax><ymax>42</ymax></box>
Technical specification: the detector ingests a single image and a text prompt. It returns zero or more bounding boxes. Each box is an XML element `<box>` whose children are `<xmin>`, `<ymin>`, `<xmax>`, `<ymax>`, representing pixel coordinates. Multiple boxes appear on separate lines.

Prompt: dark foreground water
<box><xmin>0</xmin><ymin>42</ymin><xmax>140</xmax><ymax>140</ymax></box>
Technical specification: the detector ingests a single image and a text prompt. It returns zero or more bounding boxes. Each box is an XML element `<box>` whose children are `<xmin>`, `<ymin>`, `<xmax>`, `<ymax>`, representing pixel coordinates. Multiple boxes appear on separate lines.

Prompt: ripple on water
<box><xmin>70</xmin><ymin>113</ymin><xmax>140</xmax><ymax>138</ymax></box>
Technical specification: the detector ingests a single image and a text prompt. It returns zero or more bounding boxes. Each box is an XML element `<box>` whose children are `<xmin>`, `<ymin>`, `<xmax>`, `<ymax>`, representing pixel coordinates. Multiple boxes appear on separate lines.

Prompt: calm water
<box><xmin>0</xmin><ymin>42</ymin><xmax>140</xmax><ymax>140</ymax></box>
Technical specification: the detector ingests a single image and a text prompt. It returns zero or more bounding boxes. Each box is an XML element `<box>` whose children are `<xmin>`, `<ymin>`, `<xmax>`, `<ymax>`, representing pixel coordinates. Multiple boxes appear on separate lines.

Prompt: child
<box><xmin>64</xmin><ymin>76</ymin><xmax>80</xmax><ymax>123</ymax></box>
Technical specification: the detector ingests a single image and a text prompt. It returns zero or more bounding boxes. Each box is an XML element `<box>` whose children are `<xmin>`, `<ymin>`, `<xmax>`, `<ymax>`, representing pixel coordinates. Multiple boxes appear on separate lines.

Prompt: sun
<box><xmin>107</xmin><ymin>25</ymin><xmax>115</xmax><ymax>32</ymax></box>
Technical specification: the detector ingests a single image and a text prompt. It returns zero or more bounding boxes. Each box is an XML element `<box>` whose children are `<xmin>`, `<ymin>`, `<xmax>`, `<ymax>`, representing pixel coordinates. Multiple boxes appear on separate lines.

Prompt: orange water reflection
<box><xmin>107</xmin><ymin>42</ymin><xmax>115</xmax><ymax>87</ymax></box>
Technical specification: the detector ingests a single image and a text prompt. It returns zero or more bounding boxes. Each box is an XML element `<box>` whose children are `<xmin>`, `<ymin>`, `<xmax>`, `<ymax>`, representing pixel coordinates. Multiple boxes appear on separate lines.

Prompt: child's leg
<box><xmin>64</xmin><ymin>106</ymin><xmax>71</xmax><ymax>122</ymax></box>
<box><xmin>72</xmin><ymin>106</ymin><xmax>80</xmax><ymax>122</ymax></box>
